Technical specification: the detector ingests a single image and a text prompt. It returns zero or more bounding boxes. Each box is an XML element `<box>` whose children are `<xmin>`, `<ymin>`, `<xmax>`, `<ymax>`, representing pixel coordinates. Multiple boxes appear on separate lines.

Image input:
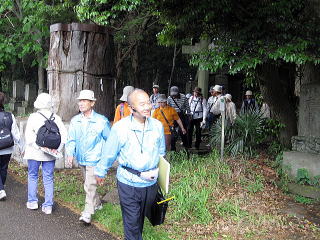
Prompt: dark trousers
<box><xmin>117</xmin><ymin>181</ymin><xmax>158</xmax><ymax>240</ymax></box>
<box><xmin>188</xmin><ymin>118</ymin><xmax>202</xmax><ymax>148</ymax></box>
<box><xmin>171</xmin><ymin>113</ymin><xmax>189</xmax><ymax>151</ymax></box>
<box><xmin>0</xmin><ymin>154</ymin><xmax>11</xmax><ymax>190</ymax></box>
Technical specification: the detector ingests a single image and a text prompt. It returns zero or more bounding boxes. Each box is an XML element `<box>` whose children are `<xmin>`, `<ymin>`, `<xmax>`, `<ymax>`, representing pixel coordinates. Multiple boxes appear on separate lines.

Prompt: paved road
<box><xmin>0</xmin><ymin>175</ymin><xmax>116</xmax><ymax>240</ymax></box>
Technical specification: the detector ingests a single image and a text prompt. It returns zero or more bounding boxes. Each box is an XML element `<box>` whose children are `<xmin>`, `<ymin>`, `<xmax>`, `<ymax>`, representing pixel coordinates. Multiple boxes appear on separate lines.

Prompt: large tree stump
<box><xmin>48</xmin><ymin>23</ymin><xmax>115</xmax><ymax>121</ymax></box>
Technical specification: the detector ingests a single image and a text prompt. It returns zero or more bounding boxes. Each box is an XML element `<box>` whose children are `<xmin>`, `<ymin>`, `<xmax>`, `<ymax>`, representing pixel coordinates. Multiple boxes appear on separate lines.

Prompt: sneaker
<box><xmin>79</xmin><ymin>212</ymin><xmax>91</xmax><ymax>224</ymax></box>
<box><xmin>26</xmin><ymin>201</ymin><xmax>39</xmax><ymax>210</ymax></box>
<box><xmin>42</xmin><ymin>206</ymin><xmax>52</xmax><ymax>215</ymax></box>
<box><xmin>95</xmin><ymin>203</ymin><xmax>103</xmax><ymax>211</ymax></box>
<box><xmin>0</xmin><ymin>190</ymin><xmax>6</xmax><ymax>200</ymax></box>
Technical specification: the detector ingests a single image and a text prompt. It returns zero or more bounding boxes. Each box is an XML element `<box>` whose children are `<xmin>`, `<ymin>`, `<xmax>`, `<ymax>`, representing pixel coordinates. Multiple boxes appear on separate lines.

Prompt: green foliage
<box><xmin>294</xmin><ymin>195</ymin><xmax>315</xmax><ymax>205</ymax></box>
<box><xmin>215</xmin><ymin>198</ymin><xmax>248</xmax><ymax>221</ymax></box>
<box><xmin>210</xmin><ymin>111</ymin><xmax>264</xmax><ymax>157</ymax></box>
<box><xmin>244</xmin><ymin>174</ymin><xmax>265</xmax><ymax>194</ymax></box>
<box><xmin>0</xmin><ymin>0</ymin><xmax>77</xmax><ymax>72</ymax></box>
<box><xmin>296</xmin><ymin>168</ymin><xmax>312</xmax><ymax>185</ymax></box>
<box><xmin>151</xmin><ymin>0</ymin><xmax>320</xmax><ymax>74</ymax></box>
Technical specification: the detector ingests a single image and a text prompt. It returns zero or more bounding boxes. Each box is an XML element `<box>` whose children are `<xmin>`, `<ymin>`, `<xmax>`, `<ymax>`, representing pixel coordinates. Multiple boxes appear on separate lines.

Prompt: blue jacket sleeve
<box><xmin>65</xmin><ymin>120</ymin><xmax>76</xmax><ymax>157</ymax></box>
<box><xmin>159</xmin><ymin>125</ymin><xmax>166</xmax><ymax>157</ymax></box>
<box><xmin>102</xmin><ymin>120</ymin><xmax>111</xmax><ymax>140</ymax></box>
<box><xmin>94</xmin><ymin>127</ymin><xmax>121</xmax><ymax>178</ymax></box>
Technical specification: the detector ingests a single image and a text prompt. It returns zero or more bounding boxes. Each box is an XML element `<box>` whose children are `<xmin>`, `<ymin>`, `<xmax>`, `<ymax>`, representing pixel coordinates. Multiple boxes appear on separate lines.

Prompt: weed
<box><xmin>215</xmin><ymin>198</ymin><xmax>248</xmax><ymax>221</ymax></box>
<box><xmin>294</xmin><ymin>195</ymin><xmax>315</xmax><ymax>205</ymax></box>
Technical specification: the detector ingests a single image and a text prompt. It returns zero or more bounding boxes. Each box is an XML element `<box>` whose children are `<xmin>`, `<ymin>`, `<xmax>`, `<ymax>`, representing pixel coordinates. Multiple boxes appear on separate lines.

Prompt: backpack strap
<box><xmin>160</xmin><ymin>109</ymin><xmax>171</xmax><ymax>128</ymax></box>
<box><xmin>120</xmin><ymin>103</ymin><xmax>124</xmax><ymax>118</ymax></box>
<box><xmin>38</xmin><ymin>112</ymin><xmax>55</xmax><ymax>121</ymax></box>
<box><xmin>171</xmin><ymin>96</ymin><xmax>183</xmax><ymax>113</ymax></box>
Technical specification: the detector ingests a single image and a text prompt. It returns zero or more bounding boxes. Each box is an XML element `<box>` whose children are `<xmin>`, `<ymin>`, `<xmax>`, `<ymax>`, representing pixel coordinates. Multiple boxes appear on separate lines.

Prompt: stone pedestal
<box><xmin>283</xmin><ymin>151</ymin><xmax>320</xmax><ymax>178</ymax></box>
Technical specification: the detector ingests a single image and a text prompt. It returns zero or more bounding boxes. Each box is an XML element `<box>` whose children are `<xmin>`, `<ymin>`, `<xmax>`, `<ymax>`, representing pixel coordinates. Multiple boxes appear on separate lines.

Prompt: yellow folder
<box><xmin>158</xmin><ymin>156</ymin><xmax>170</xmax><ymax>194</ymax></box>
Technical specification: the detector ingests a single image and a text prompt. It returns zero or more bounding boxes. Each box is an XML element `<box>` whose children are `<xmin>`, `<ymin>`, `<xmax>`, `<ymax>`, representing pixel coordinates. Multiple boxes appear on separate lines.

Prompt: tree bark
<box><xmin>257</xmin><ymin>62</ymin><xmax>298</xmax><ymax>147</ymax></box>
<box><xmin>47</xmin><ymin>23</ymin><xmax>115</xmax><ymax>121</ymax></box>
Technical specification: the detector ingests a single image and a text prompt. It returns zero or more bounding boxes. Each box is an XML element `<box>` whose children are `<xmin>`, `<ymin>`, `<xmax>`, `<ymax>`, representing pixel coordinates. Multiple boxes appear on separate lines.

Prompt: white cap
<box><xmin>245</xmin><ymin>90</ymin><xmax>253</xmax><ymax>96</ymax></box>
<box><xmin>225</xmin><ymin>94</ymin><xmax>232</xmax><ymax>100</ymax></box>
<box><xmin>120</xmin><ymin>86</ymin><xmax>134</xmax><ymax>102</ymax></box>
<box><xmin>34</xmin><ymin>93</ymin><xmax>53</xmax><ymax>110</ymax></box>
<box><xmin>77</xmin><ymin>90</ymin><xmax>96</xmax><ymax>101</ymax></box>
<box><xmin>213</xmin><ymin>85</ymin><xmax>222</xmax><ymax>92</ymax></box>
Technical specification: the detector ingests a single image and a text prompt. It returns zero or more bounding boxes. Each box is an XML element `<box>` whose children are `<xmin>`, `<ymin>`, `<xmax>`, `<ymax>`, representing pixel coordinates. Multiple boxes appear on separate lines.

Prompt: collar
<box><xmin>129</xmin><ymin>114</ymin><xmax>152</xmax><ymax>131</ymax></box>
<box><xmin>78</xmin><ymin>110</ymin><xmax>96</xmax><ymax>122</ymax></box>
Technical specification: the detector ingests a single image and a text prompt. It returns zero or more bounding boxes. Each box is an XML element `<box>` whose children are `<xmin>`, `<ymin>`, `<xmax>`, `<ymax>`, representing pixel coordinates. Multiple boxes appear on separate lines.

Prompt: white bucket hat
<box><xmin>77</xmin><ymin>90</ymin><xmax>96</xmax><ymax>101</ymax></box>
<box><xmin>225</xmin><ymin>94</ymin><xmax>232</xmax><ymax>101</ymax></box>
<box><xmin>245</xmin><ymin>90</ymin><xmax>253</xmax><ymax>96</ymax></box>
<box><xmin>120</xmin><ymin>86</ymin><xmax>134</xmax><ymax>102</ymax></box>
<box><xmin>34</xmin><ymin>93</ymin><xmax>53</xmax><ymax>110</ymax></box>
<box><xmin>213</xmin><ymin>85</ymin><xmax>222</xmax><ymax>92</ymax></box>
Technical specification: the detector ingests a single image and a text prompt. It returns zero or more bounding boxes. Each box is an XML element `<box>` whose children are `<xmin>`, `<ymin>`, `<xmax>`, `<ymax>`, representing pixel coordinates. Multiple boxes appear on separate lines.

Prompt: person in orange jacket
<box><xmin>113</xmin><ymin>86</ymin><xmax>134</xmax><ymax>124</ymax></box>
<box><xmin>152</xmin><ymin>94</ymin><xmax>186</xmax><ymax>151</ymax></box>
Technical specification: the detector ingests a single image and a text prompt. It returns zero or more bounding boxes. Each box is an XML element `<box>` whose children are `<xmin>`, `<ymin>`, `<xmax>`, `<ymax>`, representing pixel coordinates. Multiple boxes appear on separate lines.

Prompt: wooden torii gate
<box><xmin>47</xmin><ymin>23</ymin><xmax>115</xmax><ymax>121</ymax></box>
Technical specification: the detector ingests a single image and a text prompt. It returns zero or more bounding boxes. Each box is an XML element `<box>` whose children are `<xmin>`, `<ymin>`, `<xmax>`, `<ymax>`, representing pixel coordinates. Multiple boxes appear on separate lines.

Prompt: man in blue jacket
<box><xmin>65</xmin><ymin>90</ymin><xmax>110</xmax><ymax>224</ymax></box>
<box><xmin>95</xmin><ymin>89</ymin><xmax>166</xmax><ymax>240</ymax></box>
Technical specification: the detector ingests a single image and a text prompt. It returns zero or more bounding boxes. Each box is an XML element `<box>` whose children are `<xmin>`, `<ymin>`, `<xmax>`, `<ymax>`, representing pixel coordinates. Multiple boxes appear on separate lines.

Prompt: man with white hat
<box><xmin>65</xmin><ymin>89</ymin><xmax>111</xmax><ymax>224</ymax></box>
<box><xmin>241</xmin><ymin>90</ymin><xmax>258</xmax><ymax>113</ymax></box>
<box><xmin>206</xmin><ymin>85</ymin><xmax>223</xmax><ymax>128</ymax></box>
<box><xmin>150</xmin><ymin>84</ymin><xmax>160</xmax><ymax>110</ymax></box>
<box><xmin>113</xmin><ymin>86</ymin><xmax>134</xmax><ymax>124</ymax></box>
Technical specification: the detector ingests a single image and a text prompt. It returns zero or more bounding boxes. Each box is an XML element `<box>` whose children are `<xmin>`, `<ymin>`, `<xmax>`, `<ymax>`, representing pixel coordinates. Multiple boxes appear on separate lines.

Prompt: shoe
<box><xmin>26</xmin><ymin>201</ymin><xmax>39</xmax><ymax>210</ymax></box>
<box><xmin>95</xmin><ymin>203</ymin><xmax>103</xmax><ymax>211</ymax></box>
<box><xmin>79</xmin><ymin>212</ymin><xmax>91</xmax><ymax>224</ymax></box>
<box><xmin>42</xmin><ymin>206</ymin><xmax>52</xmax><ymax>214</ymax></box>
<box><xmin>0</xmin><ymin>190</ymin><xmax>6</xmax><ymax>200</ymax></box>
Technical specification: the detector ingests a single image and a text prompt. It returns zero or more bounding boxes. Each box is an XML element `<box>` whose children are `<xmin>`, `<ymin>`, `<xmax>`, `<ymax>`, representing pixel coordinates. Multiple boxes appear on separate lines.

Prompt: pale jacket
<box><xmin>0</xmin><ymin>112</ymin><xmax>23</xmax><ymax>155</ymax></box>
<box><xmin>189</xmin><ymin>96</ymin><xmax>207</xmax><ymax>120</ymax></box>
<box><xmin>208</xmin><ymin>94</ymin><xmax>223</xmax><ymax>115</ymax></box>
<box><xmin>65</xmin><ymin>110</ymin><xmax>110</xmax><ymax>166</ymax></box>
<box><xmin>95</xmin><ymin>115</ymin><xmax>165</xmax><ymax>188</ymax></box>
<box><xmin>23</xmin><ymin>110</ymin><xmax>68</xmax><ymax>161</ymax></box>
<box><xmin>226</xmin><ymin>102</ymin><xmax>237</xmax><ymax>124</ymax></box>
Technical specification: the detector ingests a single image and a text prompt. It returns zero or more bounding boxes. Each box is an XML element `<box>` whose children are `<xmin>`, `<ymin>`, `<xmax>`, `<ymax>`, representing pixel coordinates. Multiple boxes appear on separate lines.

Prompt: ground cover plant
<box><xmin>8</xmin><ymin>150</ymin><xmax>320</xmax><ymax>239</ymax></box>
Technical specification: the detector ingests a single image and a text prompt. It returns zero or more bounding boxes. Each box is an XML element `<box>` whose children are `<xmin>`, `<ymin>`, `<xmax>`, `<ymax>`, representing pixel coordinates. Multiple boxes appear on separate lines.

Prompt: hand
<box><xmin>140</xmin><ymin>168</ymin><xmax>159</xmax><ymax>181</ymax></box>
<box><xmin>66</xmin><ymin>156</ymin><xmax>73</xmax><ymax>168</ymax></box>
<box><xmin>201</xmin><ymin>120</ymin><xmax>206</xmax><ymax>127</ymax></box>
<box><xmin>181</xmin><ymin>128</ymin><xmax>187</xmax><ymax>135</ymax></box>
<box><xmin>96</xmin><ymin>176</ymin><xmax>105</xmax><ymax>186</ymax></box>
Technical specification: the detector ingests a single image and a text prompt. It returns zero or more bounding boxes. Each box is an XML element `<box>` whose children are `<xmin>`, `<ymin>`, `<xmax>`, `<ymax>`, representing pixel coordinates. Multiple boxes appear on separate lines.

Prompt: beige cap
<box><xmin>120</xmin><ymin>86</ymin><xmax>134</xmax><ymax>102</ymax></box>
<box><xmin>245</xmin><ymin>90</ymin><xmax>253</xmax><ymax>96</ymax></box>
<box><xmin>77</xmin><ymin>90</ymin><xmax>96</xmax><ymax>101</ymax></box>
<box><xmin>157</xmin><ymin>94</ymin><xmax>167</xmax><ymax>103</ymax></box>
<box><xmin>34</xmin><ymin>93</ymin><xmax>53</xmax><ymax>110</ymax></box>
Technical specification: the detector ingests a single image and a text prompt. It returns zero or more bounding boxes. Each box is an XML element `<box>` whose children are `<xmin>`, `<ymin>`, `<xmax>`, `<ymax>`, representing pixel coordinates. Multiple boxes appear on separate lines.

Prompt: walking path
<box><xmin>0</xmin><ymin>175</ymin><xmax>115</xmax><ymax>240</ymax></box>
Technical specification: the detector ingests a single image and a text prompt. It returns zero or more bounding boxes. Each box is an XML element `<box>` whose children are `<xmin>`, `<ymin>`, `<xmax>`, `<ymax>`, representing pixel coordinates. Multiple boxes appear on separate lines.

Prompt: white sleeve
<box><xmin>11</xmin><ymin>114</ymin><xmax>24</xmax><ymax>152</ymax></box>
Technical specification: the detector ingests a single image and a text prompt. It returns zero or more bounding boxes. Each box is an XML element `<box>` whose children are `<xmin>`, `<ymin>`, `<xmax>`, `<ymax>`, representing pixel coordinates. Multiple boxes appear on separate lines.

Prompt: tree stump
<box><xmin>48</xmin><ymin>23</ymin><xmax>115</xmax><ymax>121</ymax></box>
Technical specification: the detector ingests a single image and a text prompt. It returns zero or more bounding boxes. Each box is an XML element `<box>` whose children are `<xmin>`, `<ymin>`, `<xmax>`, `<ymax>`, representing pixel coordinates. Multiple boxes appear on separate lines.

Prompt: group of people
<box><xmin>0</xmin><ymin>88</ymin><xmax>165</xmax><ymax>240</ymax></box>
<box><xmin>0</xmin><ymin>84</ymin><xmax>270</xmax><ymax>240</ymax></box>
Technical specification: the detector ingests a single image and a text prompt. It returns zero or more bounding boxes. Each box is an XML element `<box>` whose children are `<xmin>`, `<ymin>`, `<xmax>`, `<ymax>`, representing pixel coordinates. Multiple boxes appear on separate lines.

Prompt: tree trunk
<box><xmin>47</xmin><ymin>23</ymin><xmax>115</xmax><ymax>121</ymax></box>
<box><xmin>38</xmin><ymin>64</ymin><xmax>45</xmax><ymax>93</ymax></box>
<box><xmin>132</xmin><ymin>44</ymin><xmax>140</xmax><ymax>88</ymax></box>
<box><xmin>257</xmin><ymin>62</ymin><xmax>298</xmax><ymax>147</ymax></box>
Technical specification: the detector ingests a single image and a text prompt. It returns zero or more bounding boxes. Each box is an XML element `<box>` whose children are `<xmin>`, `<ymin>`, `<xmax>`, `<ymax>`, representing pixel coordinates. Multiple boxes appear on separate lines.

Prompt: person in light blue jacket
<box><xmin>65</xmin><ymin>90</ymin><xmax>110</xmax><ymax>224</ymax></box>
<box><xmin>95</xmin><ymin>89</ymin><xmax>165</xmax><ymax>240</ymax></box>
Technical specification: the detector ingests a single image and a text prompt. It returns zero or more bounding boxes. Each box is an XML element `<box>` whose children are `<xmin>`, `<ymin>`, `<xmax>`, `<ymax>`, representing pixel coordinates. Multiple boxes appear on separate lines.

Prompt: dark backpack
<box><xmin>0</xmin><ymin>112</ymin><xmax>14</xmax><ymax>150</ymax></box>
<box><xmin>36</xmin><ymin>112</ymin><xmax>61</xmax><ymax>149</ymax></box>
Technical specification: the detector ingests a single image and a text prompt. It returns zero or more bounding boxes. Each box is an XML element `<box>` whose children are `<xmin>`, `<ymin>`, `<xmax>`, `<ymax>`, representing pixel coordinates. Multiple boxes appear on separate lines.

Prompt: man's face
<box><xmin>153</xmin><ymin>88</ymin><xmax>159</xmax><ymax>94</ymax></box>
<box><xmin>194</xmin><ymin>91</ymin><xmax>200</xmax><ymax>97</ymax></box>
<box><xmin>131</xmin><ymin>92</ymin><xmax>152</xmax><ymax>118</ymax></box>
<box><xmin>159</xmin><ymin>101</ymin><xmax>167</xmax><ymax>108</ymax></box>
<box><xmin>210</xmin><ymin>90</ymin><xmax>215</xmax><ymax>96</ymax></box>
<box><xmin>78</xmin><ymin>99</ymin><xmax>95</xmax><ymax>113</ymax></box>
<box><xmin>246</xmin><ymin>95</ymin><xmax>252</xmax><ymax>99</ymax></box>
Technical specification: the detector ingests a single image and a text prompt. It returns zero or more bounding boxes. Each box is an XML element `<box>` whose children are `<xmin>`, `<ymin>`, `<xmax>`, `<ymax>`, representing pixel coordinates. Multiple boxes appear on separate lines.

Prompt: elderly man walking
<box><xmin>95</xmin><ymin>89</ymin><xmax>165</xmax><ymax>240</ymax></box>
<box><xmin>65</xmin><ymin>90</ymin><xmax>111</xmax><ymax>224</ymax></box>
